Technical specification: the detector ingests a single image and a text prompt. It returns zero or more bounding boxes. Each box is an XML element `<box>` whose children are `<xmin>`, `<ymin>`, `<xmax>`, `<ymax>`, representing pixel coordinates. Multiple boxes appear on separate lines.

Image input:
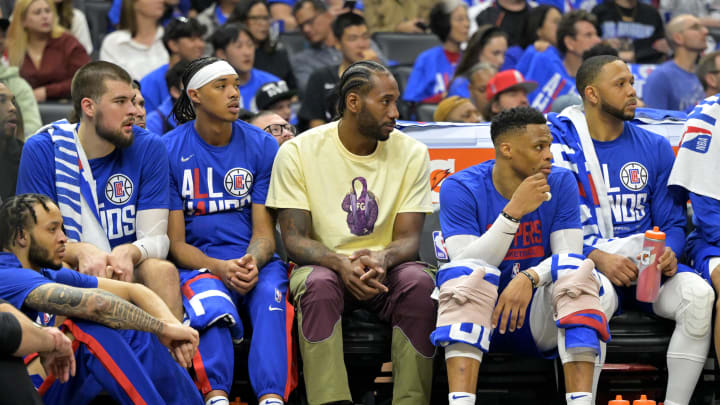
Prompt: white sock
<box><xmin>448</xmin><ymin>392</ymin><xmax>475</xmax><ymax>405</ymax></box>
<box><xmin>566</xmin><ymin>392</ymin><xmax>592</xmax><ymax>405</ymax></box>
<box><xmin>258</xmin><ymin>398</ymin><xmax>284</xmax><ymax>405</ymax></box>
<box><xmin>205</xmin><ymin>396</ymin><xmax>229</xmax><ymax>405</ymax></box>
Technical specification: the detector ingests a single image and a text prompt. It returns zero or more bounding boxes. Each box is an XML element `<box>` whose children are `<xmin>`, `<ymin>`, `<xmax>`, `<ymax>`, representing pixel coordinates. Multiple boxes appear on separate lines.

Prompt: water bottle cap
<box><xmin>644</xmin><ymin>226</ymin><xmax>665</xmax><ymax>240</ymax></box>
<box><xmin>633</xmin><ymin>394</ymin><xmax>655</xmax><ymax>405</ymax></box>
<box><xmin>608</xmin><ymin>394</ymin><xmax>630</xmax><ymax>404</ymax></box>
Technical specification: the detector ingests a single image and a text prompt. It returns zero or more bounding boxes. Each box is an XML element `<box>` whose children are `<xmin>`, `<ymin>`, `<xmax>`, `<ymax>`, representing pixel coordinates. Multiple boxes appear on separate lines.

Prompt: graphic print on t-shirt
<box><xmin>342</xmin><ymin>177</ymin><xmax>378</xmax><ymax>236</ymax></box>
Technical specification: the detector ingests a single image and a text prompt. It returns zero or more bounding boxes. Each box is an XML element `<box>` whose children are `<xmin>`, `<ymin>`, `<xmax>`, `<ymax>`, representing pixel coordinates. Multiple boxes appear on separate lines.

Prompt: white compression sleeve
<box><xmin>445</xmin><ymin>214</ymin><xmax>519</xmax><ymax>266</ymax></box>
<box><xmin>529</xmin><ymin>228</ymin><xmax>585</xmax><ymax>286</ymax></box>
<box><xmin>132</xmin><ymin>208</ymin><xmax>170</xmax><ymax>262</ymax></box>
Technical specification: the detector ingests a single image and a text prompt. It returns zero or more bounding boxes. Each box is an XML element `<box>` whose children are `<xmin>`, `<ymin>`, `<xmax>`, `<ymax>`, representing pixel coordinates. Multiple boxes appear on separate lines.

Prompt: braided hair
<box><xmin>335</xmin><ymin>60</ymin><xmax>392</xmax><ymax>119</ymax></box>
<box><xmin>171</xmin><ymin>57</ymin><xmax>221</xmax><ymax>124</ymax></box>
<box><xmin>0</xmin><ymin>194</ymin><xmax>54</xmax><ymax>250</ymax></box>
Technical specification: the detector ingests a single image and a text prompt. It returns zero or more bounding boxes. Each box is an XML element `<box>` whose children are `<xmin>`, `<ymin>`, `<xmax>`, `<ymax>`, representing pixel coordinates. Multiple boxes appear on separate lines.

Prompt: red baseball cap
<box><xmin>486</xmin><ymin>69</ymin><xmax>538</xmax><ymax>101</ymax></box>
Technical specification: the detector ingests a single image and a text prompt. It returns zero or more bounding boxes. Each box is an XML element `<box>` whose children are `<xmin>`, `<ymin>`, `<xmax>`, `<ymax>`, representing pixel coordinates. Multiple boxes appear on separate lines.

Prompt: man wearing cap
<box><xmin>433</xmin><ymin>96</ymin><xmax>481</xmax><ymax>123</ymax></box>
<box><xmin>140</xmin><ymin>17</ymin><xmax>206</xmax><ymax>114</ymax></box>
<box><xmin>484</xmin><ymin>69</ymin><xmax>538</xmax><ymax>120</ymax></box>
<box><xmin>254</xmin><ymin>80</ymin><xmax>295</xmax><ymax>122</ymax></box>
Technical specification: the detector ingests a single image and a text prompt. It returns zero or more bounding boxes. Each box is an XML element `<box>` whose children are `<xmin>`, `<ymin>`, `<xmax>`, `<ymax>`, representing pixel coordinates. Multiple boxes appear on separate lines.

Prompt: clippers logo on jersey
<box><xmin>224</xmin><ymin>168</ymin><xmax>253</xmax><ymax>197</ymax></box>
<box><xmin>105</xmin><ymin>174</ymin><xmax>133</xmax><ymax>205</ymax></box>
<box><xmin>620</xmin><ymin>162</ymin><xmax>648</xmax><ymax>191</ymax></box>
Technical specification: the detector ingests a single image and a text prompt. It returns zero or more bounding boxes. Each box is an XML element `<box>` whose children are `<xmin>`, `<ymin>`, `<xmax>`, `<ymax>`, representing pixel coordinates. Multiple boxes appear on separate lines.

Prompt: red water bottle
<box><xmin>636</xmin><ymin>227</ymin><xmax>665</xmax><ymax>303</ymax></box>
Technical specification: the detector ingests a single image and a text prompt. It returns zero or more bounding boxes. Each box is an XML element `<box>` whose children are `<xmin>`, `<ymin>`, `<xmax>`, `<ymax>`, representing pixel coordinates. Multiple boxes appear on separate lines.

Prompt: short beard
<box><xmin>28</xmin><ymin>235</ymin><xmax>61</xmax><ymax>270</ymax></box>
<box><xmin>356</xmin><ymin>104</ymin><xmax>390</xmax><ymax>142</ymax></box>
<box><xmin>600</xmin><ymin>99</ymin><xmax>634</xmax><ymax>121</ymax></box>
<box><xmin>95</xmin><ymin>109</ymin><xmax>134</xmax><ymax>148</ymax></box>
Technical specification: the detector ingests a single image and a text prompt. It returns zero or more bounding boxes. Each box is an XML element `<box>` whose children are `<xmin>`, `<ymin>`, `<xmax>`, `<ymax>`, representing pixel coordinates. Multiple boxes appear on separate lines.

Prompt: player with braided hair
<box><xmin>165</xmin><ymin>56</ymin><xmax>292</xmax><ymax>405</ymax></box>
<box><xmin>266</xmin><ymin>60</ymin><xmax>436</xmax><ymax>405</ymax></box>
<box><xmin>0</xmin><ymin>193</ymin><xmax>203</xmax><ymax>405</ymax></box>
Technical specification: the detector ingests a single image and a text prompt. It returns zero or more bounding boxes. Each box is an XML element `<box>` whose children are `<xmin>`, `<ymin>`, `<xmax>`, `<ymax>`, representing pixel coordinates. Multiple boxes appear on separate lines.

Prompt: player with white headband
<box><xmin>164</xmin><ymin>57</ymin><xmax>293</xmax><ymax>405</ymax></box>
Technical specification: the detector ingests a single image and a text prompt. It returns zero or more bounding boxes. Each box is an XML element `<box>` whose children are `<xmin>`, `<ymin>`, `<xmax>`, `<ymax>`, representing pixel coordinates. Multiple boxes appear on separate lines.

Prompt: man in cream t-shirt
<box><xmin>266</xmin><ymin>60</ymin><xmax>437</xmax><ymax>405</ymax></box>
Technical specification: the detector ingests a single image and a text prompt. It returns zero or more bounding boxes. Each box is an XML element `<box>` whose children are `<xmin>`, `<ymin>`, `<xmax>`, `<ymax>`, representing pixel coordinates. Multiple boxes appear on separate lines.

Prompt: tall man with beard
<box><xmin>266</xmin><ymin>60</ymin><xmax>437</xmax><ymax>405</ymax></box>
<box><xmin>549</xmin><ymin>55</ymin><xmax>713</xmax><ymax>405</ymax></box>
<box><xmin>15</xmin><ymin>61</ymin><xmax>184</xmax><ymax>321</ymax></box>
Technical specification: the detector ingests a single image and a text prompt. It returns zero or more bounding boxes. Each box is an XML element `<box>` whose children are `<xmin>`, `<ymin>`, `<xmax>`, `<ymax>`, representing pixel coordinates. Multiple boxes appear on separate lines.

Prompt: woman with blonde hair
<box><xmin>53</xmin><ymin>0</ymin><xmax>93</xmax><ymax>54</ymax></box>
<box><xmin>99</xmin><ymin>0</ymin><xmax>168</xmax><ymax>80</ymax></box>
<box><xmin>7</xmin><ymin>0</ymin><xmax>90</xmax><ymax>101</ymax></box>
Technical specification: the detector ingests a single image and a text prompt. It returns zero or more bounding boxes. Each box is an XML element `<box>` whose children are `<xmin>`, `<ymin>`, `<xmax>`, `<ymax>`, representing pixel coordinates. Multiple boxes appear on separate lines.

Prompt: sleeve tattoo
<box><xmin>25</xmin><ymin>284</ymin><xmax>164</xmax><ymax>335</ymax></box>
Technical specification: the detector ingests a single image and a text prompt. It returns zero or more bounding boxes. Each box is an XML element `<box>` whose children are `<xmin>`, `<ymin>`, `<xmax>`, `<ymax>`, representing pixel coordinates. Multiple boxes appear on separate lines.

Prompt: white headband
<box><xmin>186</xmin><ymin>61</ymin><xmax>237</xmax><ymax>96</ymax></box>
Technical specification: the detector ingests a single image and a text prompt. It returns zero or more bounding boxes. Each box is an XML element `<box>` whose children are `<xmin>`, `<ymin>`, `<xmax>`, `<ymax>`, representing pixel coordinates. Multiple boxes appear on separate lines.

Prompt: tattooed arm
<box><xmin>24</xmin><ymin>283</ymin><xmax>198</xmax><ymax>367</ymax></box>
<box><xmin>25</xmin><ymin>283</ymin><xmax>165</xmax><ymax>333</ymax></box>
<box><xmin>278</xmin><ymin>208</ymin><xmax>381</xmax><ymax>300</ymax></box>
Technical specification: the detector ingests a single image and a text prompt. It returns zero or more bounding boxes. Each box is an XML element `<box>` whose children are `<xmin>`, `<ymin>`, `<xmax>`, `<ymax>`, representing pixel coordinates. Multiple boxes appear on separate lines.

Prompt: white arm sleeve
<box><xmin>444</xmin><ymin>214</ymin><xmax>520</xmax><ymax>267</ymax></box>
<box><xmin>530</xmin><ymin>228</ymin><xmax>585</xmax><ymax>286</ymax></box>
<box><xmin>132</xmin><ymin>208</ymin><xmax>170</xmax><ymax>262</ymax></box>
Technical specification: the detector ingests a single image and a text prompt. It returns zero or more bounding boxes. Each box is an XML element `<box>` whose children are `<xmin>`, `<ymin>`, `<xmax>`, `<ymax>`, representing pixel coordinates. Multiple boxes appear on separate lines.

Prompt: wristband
<box><xmin>501</xmin><ymin>210</ymin><xmax>520</xmax><ymax>223</ymax></box>
<box><xmin>520</xmin><ymin>270</ymin><xmax>537</xmax><ymax>289</ymax></box>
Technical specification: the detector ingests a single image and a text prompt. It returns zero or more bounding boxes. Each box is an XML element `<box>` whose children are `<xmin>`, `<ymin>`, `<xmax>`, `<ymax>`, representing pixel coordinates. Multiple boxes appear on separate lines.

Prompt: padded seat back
<box><xmin>371</xmin><ymin>32</ymin><xmax>441</xmax><ymax>67</ymax></box>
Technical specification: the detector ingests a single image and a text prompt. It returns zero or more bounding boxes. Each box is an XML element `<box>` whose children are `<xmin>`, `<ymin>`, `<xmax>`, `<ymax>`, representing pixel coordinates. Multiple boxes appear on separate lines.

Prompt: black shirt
<box><xmin>0</xmin><ymin>299</ymin><xmax>43</xmax><ymax>405</ymax></box>
<box><xmin>298</xmin><ymin>64</ymin><xmax>340</xmax><ymax>130</ymax></box>
<box><xmin>592</xmin><ymin>0</ymin><xmax>666</xmax><ymax>64</ymax></box>
<box><xmin>255</xmin><ymin>43</ymin><xmax>298</xmax><ymax>91</ymax></box>
<box><xmin>476</xmin><ymin>2</ymin><xmax>529</xmax><ymax>47</ymax></box>
<box><xmin>0</xmin><ymin>136</ymin><xmax>23</xmax><ymax>204</ymax></box>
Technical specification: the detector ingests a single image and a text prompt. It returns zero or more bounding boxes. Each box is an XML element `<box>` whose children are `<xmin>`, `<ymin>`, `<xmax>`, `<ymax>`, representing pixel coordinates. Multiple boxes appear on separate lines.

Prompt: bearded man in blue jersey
<box><xmin>16</xmin><ymin>61</ymin><xmax>184</xmax><ymax>320</ymax></box>
<box><xmin>549</xmin><ymin>55</ymin><xmax>713</xmax><ymax>405</ymax></box>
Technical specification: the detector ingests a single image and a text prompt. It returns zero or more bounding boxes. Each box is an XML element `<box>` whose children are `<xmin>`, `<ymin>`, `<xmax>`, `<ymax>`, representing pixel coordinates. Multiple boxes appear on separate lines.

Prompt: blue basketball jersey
<box><xmin>16</xmin><ymin>126</ymin><xmax>170</xmax><ymax>249</ymax></box>
<box><xmin>590</xmin><ymin>123</ymin><xmax>686</xmax><ymax>255</ymax></box>
<box><xmin>439</xmin><ymin>161</ymin><xmax>581</xmax><ymax>289</ymax></box>
<box><xmin>164</xmin><ymin>120</ymin><xmax>279</xmax><ymax>260</ymax></box>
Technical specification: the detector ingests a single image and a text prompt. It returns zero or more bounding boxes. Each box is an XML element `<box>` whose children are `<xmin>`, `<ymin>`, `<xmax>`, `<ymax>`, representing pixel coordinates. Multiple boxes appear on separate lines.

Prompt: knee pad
<box><xmin>552</xmin><ymin>258</ymin><xmax>602</xmax><ymax>320</ymax></box>
<box><xmin>430</xmin><ymin>259</ymin><xmax>500</xmax><ymax>352</ymax></box>
<box><xmin>435</xmin><ymin>259</ymin><xmax>499</xmax><ymax>328</ymax></box>
<box><xmin>677</xmin><ymin>274</ymin><xmax>714</xmax><ymax>338</ymax></box>
<box><xmin>553</xmin><ymin>257</ymin><xmax>610</xmax><ymax>351</ymax></box>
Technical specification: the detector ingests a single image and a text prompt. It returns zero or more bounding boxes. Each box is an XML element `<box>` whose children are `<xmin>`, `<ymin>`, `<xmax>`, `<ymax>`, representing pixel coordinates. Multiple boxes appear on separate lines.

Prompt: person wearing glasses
<box><xmin>696</xmin><ymin>51</ymin><xmax>720</xmax><ymax>98</ymax></box>
<box><xmin>228</xmin><ymin>0</ymin><xmax>297</xmax><ymax>91</ymax></box>
<box><xmin>644</xmin><ymin>14</ymin><xmax>707</xmax><ymax>112</ymax></box>
<box><xmin>249</xmin><ymin>110</ymin><xmax>295</xmax><ymax>145</ymax></box>
<box><xmin>164</xmin><ymin>57</ymin><xmax>293</xmax><ymax>405</ymax></box>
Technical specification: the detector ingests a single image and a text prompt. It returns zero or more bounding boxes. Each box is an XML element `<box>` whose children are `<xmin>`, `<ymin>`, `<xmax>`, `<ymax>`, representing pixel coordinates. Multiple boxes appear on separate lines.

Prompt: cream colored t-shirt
<box><xmin>266</xmin><ymin>121</ymin><xmax>433</xmax><ymax>255</ymax></box>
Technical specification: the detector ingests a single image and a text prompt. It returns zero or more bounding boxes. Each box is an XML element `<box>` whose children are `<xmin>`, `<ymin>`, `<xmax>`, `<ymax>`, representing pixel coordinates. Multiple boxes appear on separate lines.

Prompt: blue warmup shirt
<box><xmin>16</xmin><ymin>126</ymin><xmax>170</xmax><ymax>249</ymax></box>
<box><xmin>403</xmin><ymin>46</ymin><xmax>457</xmax><ymax>103</ymax></box>
<box><xmin>439</xmin><ymin>161</ymin><xmax>582</xmax><ymax>289</ymax></box>
<box><xmin>242</xmin><ymin>69</ymin><xmax>281</xmax><ymax>111</ymax></box>
<box><xmin>164</xmin><ymin>120</ymin><xmax>278</xmax><ymax>260</ymax></box>
<box><xmin>146</xmin><ymin>96</ymin><xmax>177</xmax><ymax>135</ymax></box>
<box><xmin>588</xmin><ymin>123</ymin><xmax>686</xmax><ymax>257</ymax></box>
<box><xmin>0</xmin><ymin>252</ymin><xmax>97</xmax><ymax>322</ymax></box>
<box><xmin>140</xmin><ymin>64</ymin><xmax>170</xmax><ymax>114</ymax></box>
<box><xmin>644</xmin><ymin>60</ymin><xmax>705</xmax><ymax>112</ymax></box>
<box><xmin>447</xmin><ymin>77</ymin><xmax>470</xmax><ymax>99</ymax></box>
<box><xmin>525</xmin><ymin>46</ymin><xmax>577</xmax><ymax>113</ymax></box>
